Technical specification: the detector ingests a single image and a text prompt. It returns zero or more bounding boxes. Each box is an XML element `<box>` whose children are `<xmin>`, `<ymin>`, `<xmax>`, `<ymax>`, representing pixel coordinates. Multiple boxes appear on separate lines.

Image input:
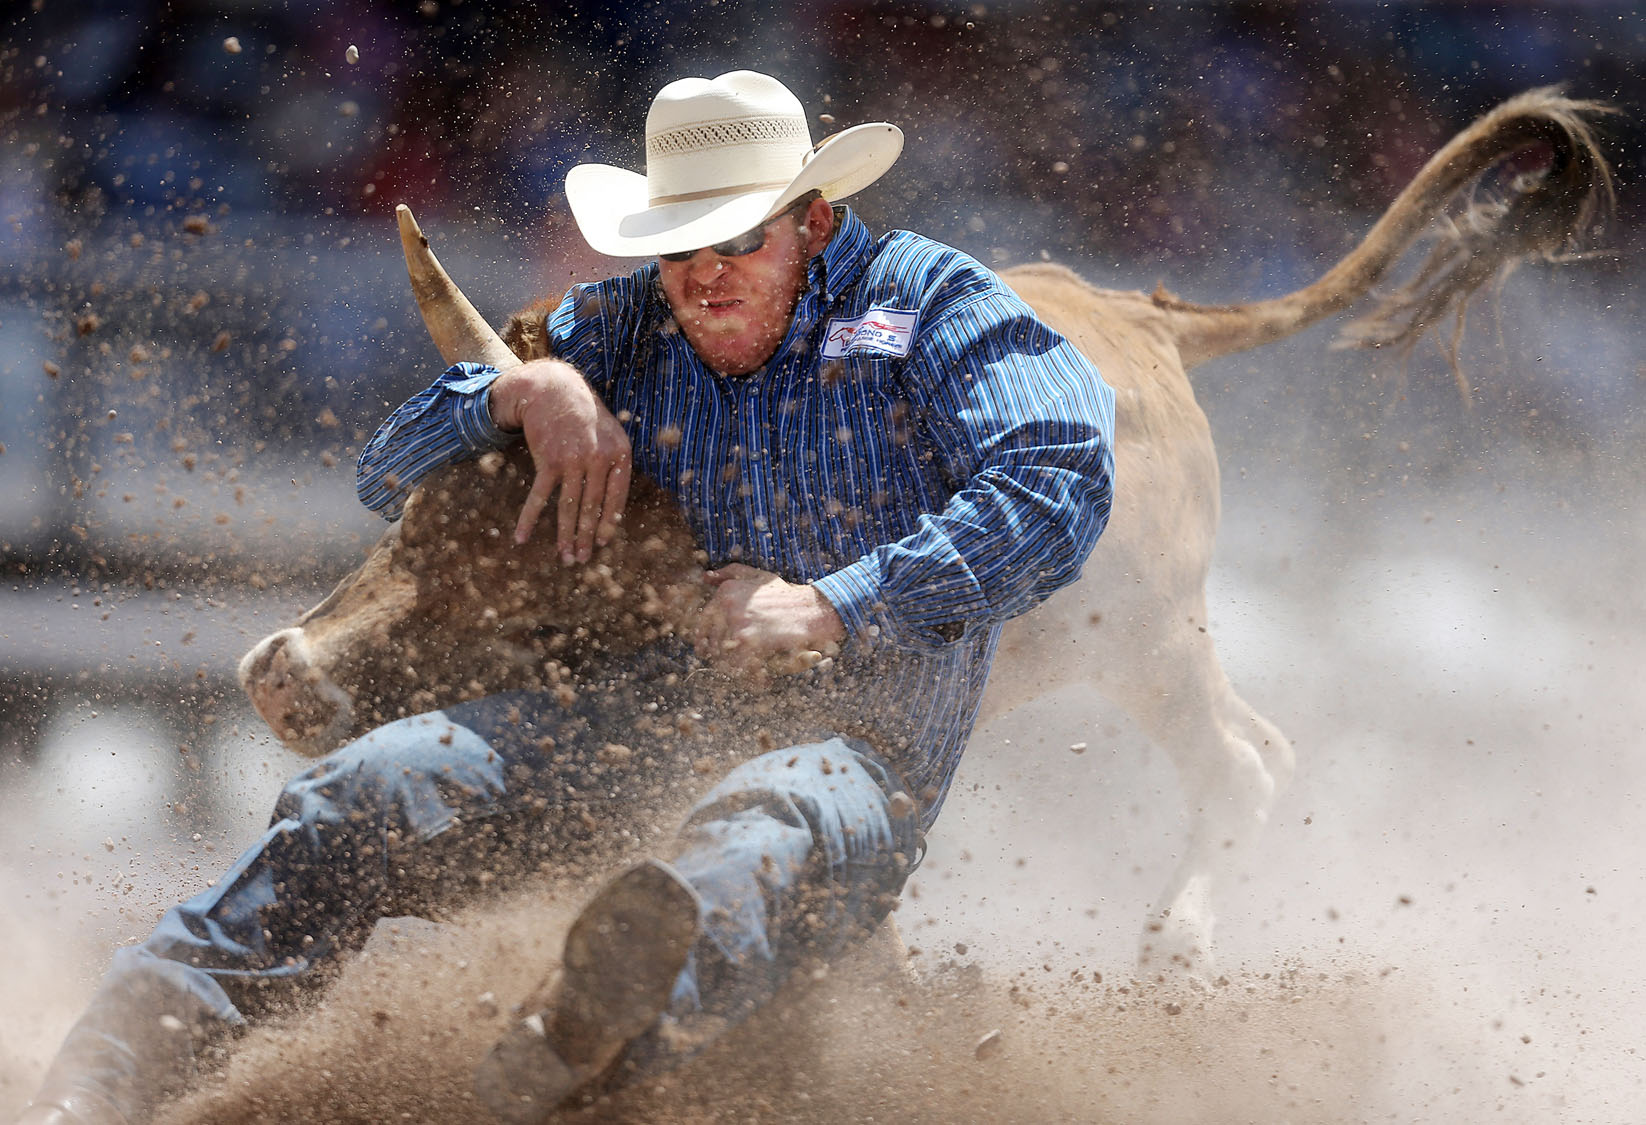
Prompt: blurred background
<box><xmin>2</xmin><ymin>2</ymin><xmax>1644</xmax><ymax>1120</ymax></box>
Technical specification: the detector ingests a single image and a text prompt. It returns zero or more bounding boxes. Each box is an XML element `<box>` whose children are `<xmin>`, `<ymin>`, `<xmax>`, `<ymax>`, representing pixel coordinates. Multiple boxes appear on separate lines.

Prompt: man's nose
<box><xmin>686</xmin><ymin>252</ymin><xmax>728</xmax><ymax>283</ymax></box>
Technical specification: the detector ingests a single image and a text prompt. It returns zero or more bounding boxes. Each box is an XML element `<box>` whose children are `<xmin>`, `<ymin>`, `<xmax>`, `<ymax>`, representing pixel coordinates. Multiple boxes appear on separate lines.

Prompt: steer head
<box><xmin>241</xmin><ymin>205</ymin><xmax>707</xmax><ymax>756</ymax></box>
<box><xmin>240</xmin><ymin>448</ymin><xmax>707</xmax><ymax>756</ymax></box>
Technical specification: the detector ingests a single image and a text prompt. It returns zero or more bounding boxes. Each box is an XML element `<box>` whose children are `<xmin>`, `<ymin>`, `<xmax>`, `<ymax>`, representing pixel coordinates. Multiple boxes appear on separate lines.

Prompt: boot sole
<box><xmin>474</xmin><ymin>860</ymin><xmax>699</xmax><ymax>1123</ymax></box>
<box><xmin>556</xmin><ymin>858</ymin><xmax>701</xmax><ymax>1048</ymax></box>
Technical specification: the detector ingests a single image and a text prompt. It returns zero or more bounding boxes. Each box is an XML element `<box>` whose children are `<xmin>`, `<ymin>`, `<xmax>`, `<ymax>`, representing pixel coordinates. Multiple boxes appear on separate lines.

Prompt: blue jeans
<box><xmin>33</xmin><ymin>684</ymin><xmax>922</xmax><ymax>1121</ymax></box>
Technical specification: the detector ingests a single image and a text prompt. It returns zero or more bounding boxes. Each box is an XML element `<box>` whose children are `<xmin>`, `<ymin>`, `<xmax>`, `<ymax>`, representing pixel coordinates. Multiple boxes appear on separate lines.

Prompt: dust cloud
<box><xmin>6</xmin><ymin>405</ymin><xmax>1645</xmax><ymax>1123</ymax></box>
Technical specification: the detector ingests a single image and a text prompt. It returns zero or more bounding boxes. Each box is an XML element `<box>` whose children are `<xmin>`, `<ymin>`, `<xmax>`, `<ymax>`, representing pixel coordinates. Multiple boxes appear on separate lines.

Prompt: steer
<box><xmin>241</xmin><ymin>89</ymin><xmax>1613</xmax><ymax>976</ymax></box>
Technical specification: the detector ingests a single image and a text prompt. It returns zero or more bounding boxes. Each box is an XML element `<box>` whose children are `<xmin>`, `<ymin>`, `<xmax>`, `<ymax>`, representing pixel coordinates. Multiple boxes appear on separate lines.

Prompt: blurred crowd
<box><xmin>7</xmin><ymin>1</ymin><xmax>1642</xmax><ymax>254</ymax></box>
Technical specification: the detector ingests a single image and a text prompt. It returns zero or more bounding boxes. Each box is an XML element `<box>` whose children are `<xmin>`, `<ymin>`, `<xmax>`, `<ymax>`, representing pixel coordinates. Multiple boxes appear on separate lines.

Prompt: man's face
<box><xmin>658</xmin><ymin>198</ymin><xmax>833</xmax><ymax>376</ymax></box>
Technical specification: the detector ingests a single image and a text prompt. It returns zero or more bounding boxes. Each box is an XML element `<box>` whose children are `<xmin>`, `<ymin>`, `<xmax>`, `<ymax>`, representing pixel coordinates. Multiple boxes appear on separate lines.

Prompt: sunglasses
<box><xmin>659</xmin><ymin>197</ymin><xmax>812</xmax><ymax>263</ymax></box>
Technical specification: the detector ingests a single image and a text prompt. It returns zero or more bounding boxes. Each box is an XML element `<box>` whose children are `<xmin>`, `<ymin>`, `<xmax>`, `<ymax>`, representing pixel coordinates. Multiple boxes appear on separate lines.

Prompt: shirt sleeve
<box><xmin>811</xmin><ymin>289</ymin><xmax>1117</xmax><ymax>652</ymax></box>
<box><xmin>355</xmin><ymin>361</ymin><xmax>519</xmax><ymax>520</ymax></box>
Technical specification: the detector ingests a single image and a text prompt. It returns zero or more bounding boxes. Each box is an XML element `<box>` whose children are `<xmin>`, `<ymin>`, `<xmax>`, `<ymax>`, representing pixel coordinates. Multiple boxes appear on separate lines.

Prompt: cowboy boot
<box><xmin>474</xmin><ymin>859</ymin><xmax>700</xmax><ymax>1124</ymax></box>
<box><xmin>17</xmin><ymin>944</ymin><xmax>239</xmax><ymax>1125</ymax></box>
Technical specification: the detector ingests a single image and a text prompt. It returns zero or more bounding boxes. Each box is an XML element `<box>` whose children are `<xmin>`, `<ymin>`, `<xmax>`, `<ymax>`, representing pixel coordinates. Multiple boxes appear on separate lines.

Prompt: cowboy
<box><xmin>21</xmin><ymin>71</ymin><xmax>1114</xmax><ymax>1124</ymax></box>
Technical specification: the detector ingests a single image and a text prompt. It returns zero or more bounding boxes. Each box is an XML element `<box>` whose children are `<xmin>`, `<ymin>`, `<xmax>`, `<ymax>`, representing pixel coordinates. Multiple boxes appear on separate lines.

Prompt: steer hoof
<box><xmin>1137</xmin><ymin>908</ymin><xmax>1216</xmax><ymax>985</ymax></box>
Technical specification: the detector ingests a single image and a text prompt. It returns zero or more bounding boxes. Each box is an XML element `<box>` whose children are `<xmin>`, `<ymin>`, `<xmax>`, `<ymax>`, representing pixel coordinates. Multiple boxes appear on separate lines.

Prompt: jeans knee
<box><xmin>271</xmin><ymin>711</ymin><xmax>504</xmax><ymax>841</ymax></box>
<box><xmin>686</xmin><ymin>738</ymin><xmax>921</xmax><ymax>873</ymax></box>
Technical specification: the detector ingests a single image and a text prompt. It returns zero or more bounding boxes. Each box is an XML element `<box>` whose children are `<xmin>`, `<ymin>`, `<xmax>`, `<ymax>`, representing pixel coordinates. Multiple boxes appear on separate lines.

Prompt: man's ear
<box><xmin>803</xmin><ymin>197</ymin><xmax>836</xmax><ymax>257</ymax></box>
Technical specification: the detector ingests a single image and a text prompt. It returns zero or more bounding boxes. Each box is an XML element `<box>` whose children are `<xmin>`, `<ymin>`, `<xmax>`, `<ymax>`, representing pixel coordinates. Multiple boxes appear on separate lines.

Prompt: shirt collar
<box><xmin>810</xmin><ymin>205</ymin><xmax>874</xmax><ymax>307</ymax></box>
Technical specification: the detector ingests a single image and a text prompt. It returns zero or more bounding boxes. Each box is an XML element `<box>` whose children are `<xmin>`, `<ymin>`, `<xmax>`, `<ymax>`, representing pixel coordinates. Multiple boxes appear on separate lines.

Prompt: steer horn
<box><xmin>396</xmin><ymin>203</ymin><xmax>521</xmax><ymax>371</ymax></box>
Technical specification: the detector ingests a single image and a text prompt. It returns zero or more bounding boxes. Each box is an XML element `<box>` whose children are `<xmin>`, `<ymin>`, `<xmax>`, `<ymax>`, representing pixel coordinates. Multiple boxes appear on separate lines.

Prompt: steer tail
<box><xmin>1160</xmin><ymin>88</ymin><xmax>1616</xmax><ymax>376</ymax></box>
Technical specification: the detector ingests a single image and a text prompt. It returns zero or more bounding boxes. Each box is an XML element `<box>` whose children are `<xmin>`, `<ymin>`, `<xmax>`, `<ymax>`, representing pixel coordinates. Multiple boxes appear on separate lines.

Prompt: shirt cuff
<box><xmin>813</xmin><ymin>558</ymin><xmax>969</xmax><ymax>653</ymax></box>
<box><xmin>446</xmin><ymin>365</ymin><xmax>516</xmax><ymax>452</ymax></box>
<box><xmin>811</xmin><ymin>558</ymin><xmax>885</xmax><ymax>644</ymax></box>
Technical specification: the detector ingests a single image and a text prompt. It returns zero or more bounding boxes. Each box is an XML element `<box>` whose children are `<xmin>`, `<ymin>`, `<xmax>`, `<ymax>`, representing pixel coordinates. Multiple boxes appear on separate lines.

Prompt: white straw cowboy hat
<box><xmin>565</xmin><ymin>71</ymin><xmax>903</xmax><ymax>258</ymax></box>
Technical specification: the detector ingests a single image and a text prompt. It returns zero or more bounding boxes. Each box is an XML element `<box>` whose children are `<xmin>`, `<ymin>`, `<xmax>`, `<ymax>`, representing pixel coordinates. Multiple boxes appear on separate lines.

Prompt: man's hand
<box><xmin>692</xmin><ymin>563</ymin><xmax>847</xmax><ymax>677</ymax></box>
<box><xmin>489</xmin><ymin>358</ymin><xmax>632</xmax><ymax>561</ymax></box>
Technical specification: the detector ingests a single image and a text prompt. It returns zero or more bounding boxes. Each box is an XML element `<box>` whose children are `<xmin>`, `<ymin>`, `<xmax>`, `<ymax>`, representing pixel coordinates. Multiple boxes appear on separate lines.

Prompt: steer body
<box><xmin>241</xmin><ymin>90</ymin><xmax>1613</xmax><ymax>975</ymax></box>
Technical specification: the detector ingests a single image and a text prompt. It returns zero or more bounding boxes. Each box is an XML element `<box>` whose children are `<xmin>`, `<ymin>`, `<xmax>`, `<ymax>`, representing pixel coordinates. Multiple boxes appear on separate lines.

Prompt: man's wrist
<box><xmin>809</xmin><ymin>585</ymin><xmax>848</xmax><ymax>646</ymax></box>
<box><xmin>486</xmin><ymin>369</ymin><xmax>525</xmax><ymax>432</ymax></box>
<box><xmin>811</xmin><ymin>564</ymin><xmax>879</xmax><ymax>644</ymax></box>
<box><xmin>806</xmin><ymin>579</ymin><xmax>855</xmax><ymax>642</ymax></box>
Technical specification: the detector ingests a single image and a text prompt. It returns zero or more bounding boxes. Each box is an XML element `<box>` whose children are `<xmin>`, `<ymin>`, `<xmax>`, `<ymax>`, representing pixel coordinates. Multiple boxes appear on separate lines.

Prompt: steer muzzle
<box><xmin>239</xmin><ymin>628</ymin><xmax>357</xmax><ymax>757</ymax></box>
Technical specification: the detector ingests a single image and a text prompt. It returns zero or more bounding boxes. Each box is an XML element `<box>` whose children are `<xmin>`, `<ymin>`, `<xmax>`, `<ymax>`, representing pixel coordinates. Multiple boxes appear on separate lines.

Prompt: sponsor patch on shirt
<box><xmin>820</xmin><ymin>307</ymin><xmax>920</xmax><ymax>360</ymax></box>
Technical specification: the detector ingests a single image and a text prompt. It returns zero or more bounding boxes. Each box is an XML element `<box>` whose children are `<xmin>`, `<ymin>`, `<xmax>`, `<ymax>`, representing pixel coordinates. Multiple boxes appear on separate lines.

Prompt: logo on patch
<box><xmin>820</xmin><ymin>307</ymin><xmax>920</xmax><ymax>359</ymax></box>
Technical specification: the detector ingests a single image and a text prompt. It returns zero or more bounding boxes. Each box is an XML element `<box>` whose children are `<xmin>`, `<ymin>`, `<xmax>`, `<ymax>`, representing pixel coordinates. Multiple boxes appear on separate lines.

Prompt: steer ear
<box><xmin>397</xmin><ymin>204</ymin><xmax>521</xmax><ymax>371</ymax></box>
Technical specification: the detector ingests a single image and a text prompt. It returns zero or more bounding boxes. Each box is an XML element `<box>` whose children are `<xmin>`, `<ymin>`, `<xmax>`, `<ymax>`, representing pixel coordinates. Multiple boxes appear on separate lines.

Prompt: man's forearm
<box><xmin>356</xmin><ymin>362</ymin><xmax>516</xmax><ymax>519</ymax></box>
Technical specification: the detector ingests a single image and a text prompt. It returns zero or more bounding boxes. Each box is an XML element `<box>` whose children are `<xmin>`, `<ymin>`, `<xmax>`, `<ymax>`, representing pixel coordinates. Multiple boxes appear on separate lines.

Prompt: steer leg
<box><xmin>1093</xmin><ymin>601</ymin><xmax>1294</xmax><ymax>981</ymax></box>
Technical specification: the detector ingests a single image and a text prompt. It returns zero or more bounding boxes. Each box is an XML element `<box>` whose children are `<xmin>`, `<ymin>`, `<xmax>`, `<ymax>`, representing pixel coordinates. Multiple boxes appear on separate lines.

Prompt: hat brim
<box><xmin>566</xmin><ymin>123</ymin><xmax>903</xmax><ymax>259</ymax></box>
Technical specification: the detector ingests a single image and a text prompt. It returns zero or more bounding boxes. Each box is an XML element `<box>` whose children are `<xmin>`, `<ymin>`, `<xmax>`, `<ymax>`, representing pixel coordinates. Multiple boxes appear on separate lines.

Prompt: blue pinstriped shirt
<box><xmin>358</xmin><ymin>207</ymin><xmax>1115</xmax><ymax>825</ymax></box>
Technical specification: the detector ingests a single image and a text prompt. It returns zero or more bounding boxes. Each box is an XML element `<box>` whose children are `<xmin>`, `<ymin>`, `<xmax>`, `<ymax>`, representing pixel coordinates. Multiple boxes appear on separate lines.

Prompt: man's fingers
<box><xmin>574</xmin><ymin>474</ymin><xmax>605</xmax><ymax>562</ymax></box>
<box><xmin>597</xmin><ymin>459</ymin><xmax>632</xmax><ymax>547</ymax></box>
<box><xmin>556</xmin><ymin>477</ymin><xmax>584</xmax><ymax>563</ymax></box>
<box><xmin>766</xmin><ymin>649</ymin><xmax>824</xmax><ymax>676</ymax></box>
<box><xmin>691</xmin><ymin>604</ymin><xmax>724</xmax><ymax>659</ymax></box>
<box><xmin>704</xmin><ymin>562</ymin><xmax>761</xmax><ymax>586</ymax></box>
<box><xmin>515</xmin><ymin>471</ymin><xmax>558</xmax><ymax>545</ymax></box>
